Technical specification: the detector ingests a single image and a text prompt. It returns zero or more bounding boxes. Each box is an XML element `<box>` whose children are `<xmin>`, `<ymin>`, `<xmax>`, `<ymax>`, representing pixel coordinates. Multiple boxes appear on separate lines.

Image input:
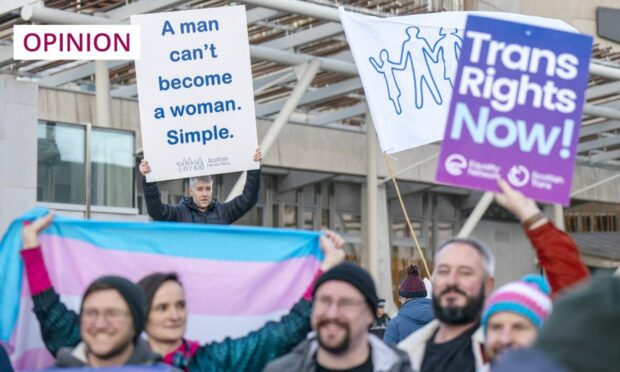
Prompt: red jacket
<box><xmin>526</xmin><ymin>221</ymin><xmax>590</xmax><ymax>296</ymax></box>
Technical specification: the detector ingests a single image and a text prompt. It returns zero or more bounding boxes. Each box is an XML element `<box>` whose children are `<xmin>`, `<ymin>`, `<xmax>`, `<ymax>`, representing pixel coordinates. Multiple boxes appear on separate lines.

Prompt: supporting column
<box><xmin>552</xmin><ymin>204</ymin><xmax>565</xmax><ymax>231</ymax></box>
<box><xmin>91</xmin><ymin>60</ymin><xmax>111</xmax><ymax>219</ymax></box>
<box><xmin>376</xmin><ymin>184</ymin><xmax>397</xmax><ymax>315</ymax></box>
<box><xmin>95</xmin><ymin>60</ymin><xmax>111</xmax><ymax>127</ymax></box>
<box><xmin>0</xmin><ymin>77</ymin><xmax>38</xmax><ymax>236</ymax></box>
<box><xmin>366</xmin><ymin>115</ymin><xmax>379</xmax><ymax>283</ymax></box>
<box><xmin>225</xmin><ymin>59</ymin><xmax>321</xmax><ymax>201</ymax></box>
<box><xmin>457</xmin><ymin>191</ymin><xmax>494</xmax><ymax>237</ymax></box>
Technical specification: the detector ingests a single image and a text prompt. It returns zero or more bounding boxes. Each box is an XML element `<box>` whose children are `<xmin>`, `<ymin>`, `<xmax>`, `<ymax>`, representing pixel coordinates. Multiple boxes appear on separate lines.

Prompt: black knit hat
<box><xmin>534</xmin><ymin>274</ymin><xmax>620</xmax><ymax>372</ymax></box>
<box><xmin>313</xmin><ymin>262</ymin><xmax>378</xmax><ymax>314</ymax></box>
<box><xmin>81</xmin><ymin>275</ymin><xmax>147</xmax><ymax>343</ymax></box>
<box><xmin>399</xmin><ymin>265</ymin><xmax>427</xmax><ymax>299</ymax></box>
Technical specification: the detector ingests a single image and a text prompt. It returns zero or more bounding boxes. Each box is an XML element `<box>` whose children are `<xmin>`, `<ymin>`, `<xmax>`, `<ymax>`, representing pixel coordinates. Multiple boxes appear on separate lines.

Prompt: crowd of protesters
<box><xmin>4</xmin><ymin>145</ymin><xmax>619</xmax><ymax>372</ymax></box>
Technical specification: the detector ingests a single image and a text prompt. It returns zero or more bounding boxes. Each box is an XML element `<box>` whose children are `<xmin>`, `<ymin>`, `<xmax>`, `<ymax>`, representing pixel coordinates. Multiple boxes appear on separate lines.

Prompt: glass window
<box><xmin>91</xmin><ymin>128</ymin><xmax>135</xmax><ymax>208</ymax></box>
<box><xmin>321</xmin><ymin>208</ymin><xmax>331</xmax><ymax>229</ymax></box>
<box><xmin>335</xmin><ymin>213</ymin><xmax>361</xmax><ymax>235</ymax></box>
<box><xmin>391</xmin><ymin>217</ymin><xmax>422</xmax><ymax>239</ymax></box>
<box><xmin>37</xmin><ymin>122</ymin><xmax>85</xmax><ymax>204</ymax></box>
<box><xmin>235</xmin><ymin>206</ymin><xmax>264</xmax><ymax>227</ymax></box>
<box><xmin>272</xmin><ymin>204</ymin><xmax>280</xmax><ymax>227</ymax></box>
<box><xmin>303</xmin><ymin>209</ymin><xmax>315</xmax><ymax>230</ymax></box>
<box><xmin>37</xmin><ymin>121</ymin><xmax>135</xmax><ymax>208</ymax></box>
<box><xmin>283</xmin><ymin>205</ymin><xmax>298</xmax><ymax>228</ymax></box>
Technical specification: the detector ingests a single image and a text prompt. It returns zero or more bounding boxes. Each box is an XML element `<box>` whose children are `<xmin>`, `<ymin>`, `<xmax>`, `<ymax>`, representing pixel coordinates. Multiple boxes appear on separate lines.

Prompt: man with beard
<box><xmin>398</xmin><ymin>238</ymin><xmax>495</xmax><ymax>372</ymax></box>
<box><xmin>52</xmin><ymin>276</ymin><xmax>162</xmax><ymax>367</ymax></box>
<box><xmin>264</xmin><ymin>262</ymin><xmax>411</xmax><ymax>372</ymax></box>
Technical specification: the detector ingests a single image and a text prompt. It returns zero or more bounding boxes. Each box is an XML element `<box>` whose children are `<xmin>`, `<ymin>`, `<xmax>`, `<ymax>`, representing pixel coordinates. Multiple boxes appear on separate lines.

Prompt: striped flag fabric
<box><xmin>0</xmin><ymin>208</ymin><xmax>322</xmax><ymax>370</ymax></box>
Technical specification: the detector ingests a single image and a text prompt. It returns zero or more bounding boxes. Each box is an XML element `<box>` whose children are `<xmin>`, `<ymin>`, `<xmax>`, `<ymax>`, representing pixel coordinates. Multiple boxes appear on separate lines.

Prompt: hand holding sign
<box><xmin>139</xmin><ymin>159</ymin><xmax>151</xmax><ymax>177</ymax></box>
<box><xmin>254</xmin><ymin>147</ymin><xmax>263</xmax><ymax>163</ymax></box>
<box><xmin>495</xmin><ymin>178</ymin><xmax>544</xmax><ymax>225</ymax></box>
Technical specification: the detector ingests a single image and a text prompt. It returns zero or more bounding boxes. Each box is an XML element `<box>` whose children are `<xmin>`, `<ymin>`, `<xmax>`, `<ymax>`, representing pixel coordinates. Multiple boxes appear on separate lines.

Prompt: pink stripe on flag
<box><xmin>37</xmin><ymin>235</ymin><xmax>320</xmax><ymax>316</ymax></box>
<box><xmin>12</xmin><ymin>347</ymin><xmax>54</xmax><ymax>370</ymax></box>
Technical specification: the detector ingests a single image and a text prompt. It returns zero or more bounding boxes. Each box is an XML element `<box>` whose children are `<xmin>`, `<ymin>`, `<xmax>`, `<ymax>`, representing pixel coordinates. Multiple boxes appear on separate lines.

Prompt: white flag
<box><xmin>339</xmin><ymin>9</ymin><xmax>576</xmax><ymax>154</ymax></box>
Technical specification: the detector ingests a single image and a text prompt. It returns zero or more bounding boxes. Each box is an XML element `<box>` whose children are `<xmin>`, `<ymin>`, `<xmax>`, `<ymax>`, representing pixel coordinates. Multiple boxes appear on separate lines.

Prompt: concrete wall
<box><xmin>0</xmin><ymin>77</ymin><xmax>38</xmax><ymax>237</ymax></box>
<box><xmin>471</xmin><ymin>219</ymin><xmax>539</xmax><ymax>286</ymax></box>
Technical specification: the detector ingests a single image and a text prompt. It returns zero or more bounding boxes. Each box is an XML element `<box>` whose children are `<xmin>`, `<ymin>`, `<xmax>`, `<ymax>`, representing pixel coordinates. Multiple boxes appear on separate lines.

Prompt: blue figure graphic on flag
<box><xmin>369</xmin><ymin>26</ymin><xmax>463</xmax><ymax>115</ymax></box>
<box><xmin>433</xmin><ymin>28</ymin><xmax>463</xmax><ymax>88</ymax></box>
<box><xmin>369</xmin><ymin>49</ymin><xmax>405</xmax><ymax>114</ymax></box>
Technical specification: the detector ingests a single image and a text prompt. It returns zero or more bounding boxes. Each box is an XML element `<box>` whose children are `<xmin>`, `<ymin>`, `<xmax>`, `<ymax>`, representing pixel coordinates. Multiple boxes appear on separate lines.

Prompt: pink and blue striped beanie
<box><xmin>482</xmin><ymin>274</ymin><xmax>552</xmax><ymax>332</ymax></box>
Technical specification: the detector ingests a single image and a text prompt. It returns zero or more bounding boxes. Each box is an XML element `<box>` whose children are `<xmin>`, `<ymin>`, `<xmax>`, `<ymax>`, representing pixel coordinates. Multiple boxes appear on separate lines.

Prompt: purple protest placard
<box><xmin>435</xmin><ymin>16</ymin><xmax>592</xmax><ymax>206</ymax></box>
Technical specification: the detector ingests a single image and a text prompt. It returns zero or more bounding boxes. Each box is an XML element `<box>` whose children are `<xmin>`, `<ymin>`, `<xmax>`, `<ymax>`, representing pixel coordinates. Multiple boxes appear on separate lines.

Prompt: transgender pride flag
<box><xmin>0</xmin><ymin>208</ymin><xmax>322</xmax><ymax>370</ymax></box>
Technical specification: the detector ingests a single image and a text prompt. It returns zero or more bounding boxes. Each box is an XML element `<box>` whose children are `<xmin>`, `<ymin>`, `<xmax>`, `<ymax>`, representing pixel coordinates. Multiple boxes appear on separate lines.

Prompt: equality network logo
<box><xmin>368</xmin><ymin>26</ymin><xmax>462</xmax><ymax>115</ymax></box>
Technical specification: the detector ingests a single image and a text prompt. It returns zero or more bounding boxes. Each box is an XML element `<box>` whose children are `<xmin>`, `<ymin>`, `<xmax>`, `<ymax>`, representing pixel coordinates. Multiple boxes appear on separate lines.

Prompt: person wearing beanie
<box><xmin>20</xmin><ymin>212</ymin><xmax>349</xmax><ymax>371</ymax></box>
<box><xmin>265</xmin><ymin>262</ymin><xmax>412</xmax><ymax>372</ymax></box>
<box><xmin>481</xmin><ymin>275</ymin><xmax>553</xmax><ymax>363</ymax></box>
<box><xmin>53</xmin><ymin>275</ymin><xmax>162</xmax><ymax>367</ymax></box>
<box><xmin>384</xmin><ymin>265</ymin><xmax>434</xmax><ymax>345</ymax></box>
<box><xmin>492</xmin><ymin>275</ymin><xmax>620</xmax><ymax>372</ymax></box>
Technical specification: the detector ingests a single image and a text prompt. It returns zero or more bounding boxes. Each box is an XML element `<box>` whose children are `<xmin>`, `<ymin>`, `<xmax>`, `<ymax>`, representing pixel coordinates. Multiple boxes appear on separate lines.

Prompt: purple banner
<box><xmin>436</xmin><ymin>16</ymin><xmax>592</xmax><ymax>206</ymax></box>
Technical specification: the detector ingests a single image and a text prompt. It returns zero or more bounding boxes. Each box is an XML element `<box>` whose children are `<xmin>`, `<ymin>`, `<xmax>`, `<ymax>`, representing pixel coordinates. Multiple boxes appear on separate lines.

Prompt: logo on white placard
<box><xmin>445</xmin><ymin>154</ymin><xmax>467</xmax><ymax>176</ymax></box>
<box><xmin>508</xmin><ymin>165</ymin><xmax>530</xmax><ymax>187</ymax></box>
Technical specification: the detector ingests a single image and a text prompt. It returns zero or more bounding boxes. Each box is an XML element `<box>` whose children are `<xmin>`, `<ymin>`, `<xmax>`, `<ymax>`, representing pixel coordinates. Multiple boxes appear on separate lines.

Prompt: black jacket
<box><xmin>143</xmin><ymin>169</ymin><xmax>261</xmax><ymax>224</ymax></box>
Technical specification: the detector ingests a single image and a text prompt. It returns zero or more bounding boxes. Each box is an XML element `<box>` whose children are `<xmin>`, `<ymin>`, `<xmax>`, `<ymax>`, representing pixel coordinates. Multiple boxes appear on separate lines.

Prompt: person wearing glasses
<box><xmin>265</xmin><ymin>262</ymin><xmax>412</xmax><ymax>372</ymax></box>
<box><xmin>20</xmin><ymin>212</ymin><xmax>345</xmax><ymax>370</ymax></box>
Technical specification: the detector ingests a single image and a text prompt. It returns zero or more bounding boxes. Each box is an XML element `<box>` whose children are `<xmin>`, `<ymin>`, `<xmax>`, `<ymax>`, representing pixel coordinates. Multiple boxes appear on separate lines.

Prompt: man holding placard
<box><xmin>132</xmin><ymin>6</ymin><xmax>262</xmax><ymax>211</ymax></box>
<box><xmin>131</xmin><ymin>5</ymin><xmax>265</xmax><ymax>225</ymax></box>
<box><xmin>139</xmin><ymin>147</ymin><xmax>261</xmax><ymax>224</ymax></box>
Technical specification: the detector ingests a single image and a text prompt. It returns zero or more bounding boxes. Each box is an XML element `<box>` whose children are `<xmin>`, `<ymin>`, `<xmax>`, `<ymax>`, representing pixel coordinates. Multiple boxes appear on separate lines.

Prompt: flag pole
<box><xmin>383</xmin><ymin>152</ymin><xmax>432</xmax><ymax>278</ymax></box>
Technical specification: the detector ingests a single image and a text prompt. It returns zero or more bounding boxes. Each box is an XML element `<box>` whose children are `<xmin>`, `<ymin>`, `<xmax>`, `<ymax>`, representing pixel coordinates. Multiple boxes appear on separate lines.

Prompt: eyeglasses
<box><xmin>82</xmin><ymin>308</ymin><xmax>130</xmax><ymax>325</ymax></box>
<box><xmin>314</xmin><ymin>296</ymin><xmax>366</xmax><ymax>312</ymax></box>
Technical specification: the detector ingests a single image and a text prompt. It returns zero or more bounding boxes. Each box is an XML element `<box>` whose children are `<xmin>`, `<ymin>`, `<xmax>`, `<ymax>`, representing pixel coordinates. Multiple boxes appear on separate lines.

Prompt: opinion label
<box><xmin>13</xmin><ymin>25</ymin><xmax>140</xmax><ymax>60</ymax></box>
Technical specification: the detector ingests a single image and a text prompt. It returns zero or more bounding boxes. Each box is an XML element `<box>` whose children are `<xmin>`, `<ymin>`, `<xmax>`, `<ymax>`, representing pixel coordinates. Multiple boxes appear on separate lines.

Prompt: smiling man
<box><xmin>481</xmin><ymin>275</ymin><xmax>552</xmax><ymax>364</ymax></box>
<box><xmin>52</xmin><ymin>276</ymin><xmax>161</xmax><ymax>367</ymax></box>
<box><xmin>398</xmin><ymin>238</ymin><xmax>495</xmax><ymax>372</ymax></box>
<box><xmin>265</xmin><ymin>262</ymin><xmax>411</xmax><ymax>372</ymax></box>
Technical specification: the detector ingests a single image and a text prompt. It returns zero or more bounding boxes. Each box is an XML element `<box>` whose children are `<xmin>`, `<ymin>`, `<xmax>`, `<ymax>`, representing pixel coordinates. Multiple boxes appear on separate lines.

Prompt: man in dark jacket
<box><xmin>384</xmin><ymin>265</ymin><xmax>433</xmax><ymax>345</ymax></box>
<box><xmin>264</xmin><ymin>262</ymin><xmax>412</xmax><ymax>372</ymax></box>
<box><xmin>140</xmin><ymin>147</ymin><xmax>262</xmax><ymax>224</ymax></box>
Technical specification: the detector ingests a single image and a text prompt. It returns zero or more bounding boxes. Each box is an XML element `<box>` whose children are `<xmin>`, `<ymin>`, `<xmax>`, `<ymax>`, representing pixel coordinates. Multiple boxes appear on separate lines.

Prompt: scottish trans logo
<box><xmin>368</xmin><ymin>26</ymin><xmax>463</xmax><ymax>115</ymax></box>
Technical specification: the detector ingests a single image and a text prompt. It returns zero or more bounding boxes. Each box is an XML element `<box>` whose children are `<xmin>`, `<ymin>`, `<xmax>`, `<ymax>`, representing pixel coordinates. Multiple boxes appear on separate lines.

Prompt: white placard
<box><xmin>132</xmin><ymin>6</ymin><xmax>258</xmax><ymax>182</ymax></box>
<box><xmin>339</xmin><ymin>9</ymin><xmax>576</xmax><ymax>154</ymax></box>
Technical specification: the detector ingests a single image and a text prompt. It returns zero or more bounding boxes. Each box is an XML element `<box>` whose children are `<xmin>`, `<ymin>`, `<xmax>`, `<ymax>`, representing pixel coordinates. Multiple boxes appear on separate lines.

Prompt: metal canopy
<box><xmin>2</xmin><ymin>0</ymin><xmax>620</xmax><ymax>167</ymax></box>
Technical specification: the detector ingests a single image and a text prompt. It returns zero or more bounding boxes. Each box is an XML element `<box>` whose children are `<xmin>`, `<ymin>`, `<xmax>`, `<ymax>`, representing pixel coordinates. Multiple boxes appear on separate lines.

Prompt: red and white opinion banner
<box><xmin>13</xmin><ymin>25</ymin><xmax>140</xmax><ymax>60</ymax></box>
